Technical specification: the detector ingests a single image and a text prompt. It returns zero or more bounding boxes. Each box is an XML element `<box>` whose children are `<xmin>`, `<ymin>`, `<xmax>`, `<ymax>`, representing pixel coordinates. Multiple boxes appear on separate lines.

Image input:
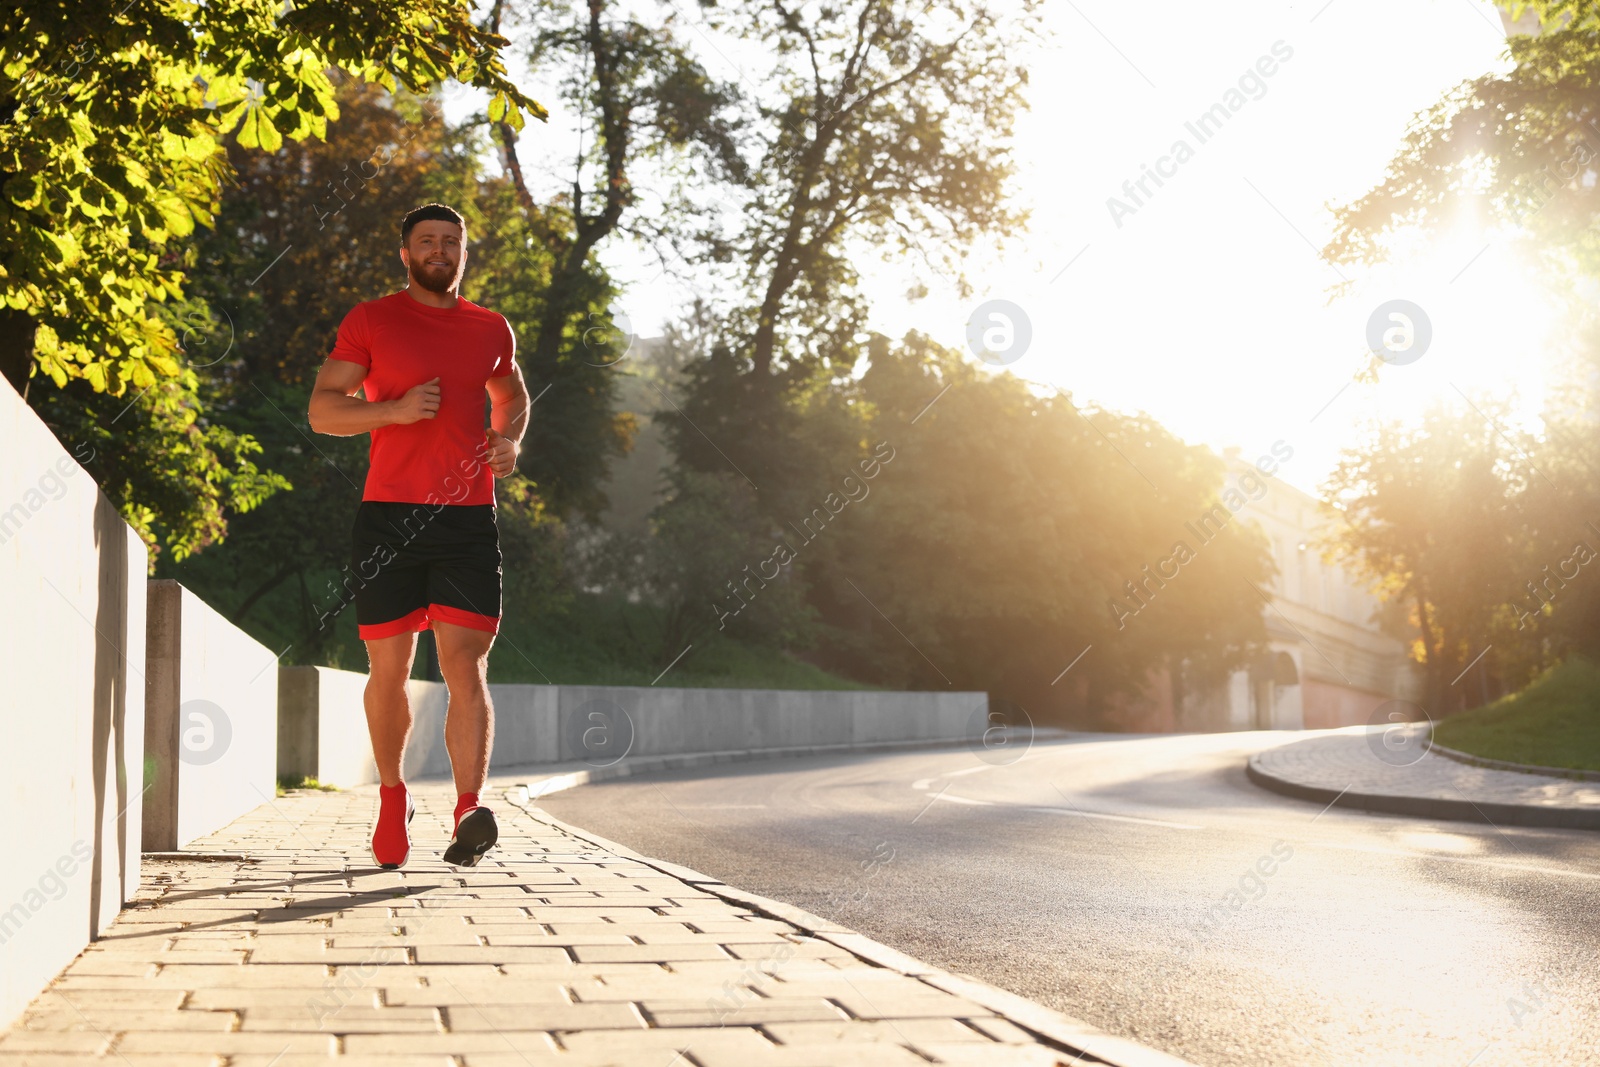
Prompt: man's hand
<box><xmin>392</xmin><ymin>377</ymin><xmax>442</xmax><ymax>424</ymax></box>
<box><xmin>485</xmin><ymin>427</ymin><xmax>519</xmax><ymax>478</ymax></box>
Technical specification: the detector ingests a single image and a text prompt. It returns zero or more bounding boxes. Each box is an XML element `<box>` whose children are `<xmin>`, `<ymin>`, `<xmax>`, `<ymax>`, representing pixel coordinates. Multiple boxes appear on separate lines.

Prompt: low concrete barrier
<box><xmin>0</xmin><ymin>379</ymin><xmax>147</xmax><ymax>1028</ymax></box>
<box><xmin>278</xmin><ymin>669</ymin><xmax>989</xmax><ymax>788</ymax></box>
<box><xmin>143</xmin><ymin>581</ymin><xmax>278</xmax><ymax>850</ymax></box>
<box><xmin>278</xmin><ymin>666</ymin><xmax>376</xmax><ymax>788</ymax></box>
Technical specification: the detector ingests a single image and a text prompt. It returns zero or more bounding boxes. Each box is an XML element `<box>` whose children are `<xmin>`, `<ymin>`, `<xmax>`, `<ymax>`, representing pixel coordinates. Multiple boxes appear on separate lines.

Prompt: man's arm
<box><xmin>308</xmin><ymin>359</ymin><xmax>440</xmax><ymax>436</ymax></box>
<box><xmin>483</xmin><ymin>361</ymin><xmax>530</xmax><ymax>478</ymax></box>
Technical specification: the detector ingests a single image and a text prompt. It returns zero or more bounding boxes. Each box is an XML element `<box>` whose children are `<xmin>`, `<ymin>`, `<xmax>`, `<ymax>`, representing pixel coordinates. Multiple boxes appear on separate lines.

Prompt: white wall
<box><xmin>143</xmin><ymin>581</ymin><xmax>278</xmax><ymax>850</ymax></box>
<box><xmin>0</xmin><ymin>379</ymin><xmax>146</xmax><ymax>1028</ymax></box>
<box><xmin>279</xmin><ymin>670</ymin><xmax>987</xmax><ymax>788</ymax></box>
<box><xmin>279</xmin><ymin>666</ymin><xmax>376</xmax><ymax>787</ymax></box>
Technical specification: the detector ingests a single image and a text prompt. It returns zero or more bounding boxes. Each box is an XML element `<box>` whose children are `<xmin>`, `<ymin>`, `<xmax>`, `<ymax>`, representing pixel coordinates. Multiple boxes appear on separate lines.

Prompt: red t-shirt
<box><xmin>328</xmin><ymin>290</ymin><xmax>516</xmax><ymax>506</ymax></box>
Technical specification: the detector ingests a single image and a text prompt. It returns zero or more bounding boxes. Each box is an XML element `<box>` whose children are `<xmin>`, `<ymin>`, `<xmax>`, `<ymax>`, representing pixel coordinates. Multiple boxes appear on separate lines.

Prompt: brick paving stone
<box><xmin>240</xmin><ymin>1003</ymin><xmax>442</xmax><ymax>1024</ymax></box>
<box><xmin>342</xmin><ymin>1031</ymin><xmax>560</xmax><ymax>1056</ymax></box>
<box><xmin>555</xmin><ymin>1026</ymin><xmax>779</xmax><ymax>1058</ymax></box>
<box><xmin>186</xmin><ymin>986</ymin><xmax>381</xmax><ymax>1009</ymax></box>
<box><xmin>569</xmin><ymin>942</ymin><xmax>732</xmax><ymax>963</ymax></box>
<box><xmin>413</xmin><ymin>944</ymin><xmax>571</xmax><ymax>964</ymax></box>
<box><xmin>640</xmin><ymin>999</ymin><xmax>850</xmax><ymax>1027</ymax></box>
<box><xmin>632</xmin><ymin>928</ymin><xmax>800</xmax><ymax>945</ymax></box>
<box><xmin>569</xmin><ymin>977</ymin><xmax>778</xmax><ymax>1001</ymax></box>
<box><xmin>17</xmin><ymin>1009</ymin><xmax>236</xmax><ymax>1032</ymax></box>
<box><xmin>25</xmin><ymin>990</ymin><xmax>186</xmax><ymax>1011</ymax></box>
<box><xmin>113</xmin><ymin>1031</ymin><xmax>335</xmax><ymax>1054</ymax></box>
<box><xmin>828</xmin><ymin>988</ymin><xmax>995</xmax><ymax>1020</ymax></box>
<box><xmin>480</xmin><ymin>934</ymin><xmax>639</xmax><ymax>947</ymax></box>
<box><xmin>440</xmin><ymin>1001</ymin><xmax>643</xmax><ymax>1031</ymax></box>
<box><xmin>915</xmin><ymin>1043</ymin><xmax>1076</xmax><ymax>1065</ymax></box>
<box><xmin>50</xmin><ymin>958</ymin><xmax>160</xmax><ymax>978</ymax></box>
<box><xmin>226</xmin><ymin>1057</ymin><xmax>454</xmax><ymax>1067</ymax></box>
<box><xmin>0</xmin><ymin>1032</ymin><xmax>111</xmax><ymax>1054</ymax></box>
<box><xmin>0</xmin><ymin>775</ymin><xmax>1099</xmax><ymax>1066</ymax></box>
<box><xmin>136</xmin><ymin>964</ymin><xmax>346</xmax><ymax>986</ymax></box>
<box><xmin>665</xmin><ymin>959</ymin><xmax>854</xmax><ymax>982</ymax></box>
<box><xmin>691</xmin><ymin>1043</ymin><xmax>937</xmax><ymax>1067</ymax></box>
<box><xmin>723</xmin><ymin>941</ymin><xmax>858</xmax><ymax>962</ymax></box>
<box><xmin>0</xmin><ymin>1054</ymin><xmax>222</xmax><ymax>1066</ymax></box>
<box><xmin>764</xmin><ymin>1018</ymin><xmax>997</xmax><ymax>1045</ymax></box>
<box><xmin>158</xmin><ymin>950</ymin><xmax>253</xmax><ymax>964</ymax></box>
<box><xmin>378</xmin><ymin>979</ymin><xmax>584</xmax><ymax>1006</ymax></box>
<box><xmin>329</xmin><ymin>929</ymin><xmax>487</xmax><ymax>947</ymax></box>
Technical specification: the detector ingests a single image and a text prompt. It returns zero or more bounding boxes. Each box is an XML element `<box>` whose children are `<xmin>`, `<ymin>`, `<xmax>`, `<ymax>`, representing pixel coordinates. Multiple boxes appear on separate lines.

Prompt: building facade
<box><xmin>1181</xmin><ymin>456</ymin><xmax>1423</xmax><ymax>731</ymax></box>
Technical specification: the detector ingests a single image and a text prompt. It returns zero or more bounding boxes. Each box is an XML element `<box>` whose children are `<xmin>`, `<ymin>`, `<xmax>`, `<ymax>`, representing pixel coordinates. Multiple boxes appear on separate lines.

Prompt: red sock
<box><xmin>454</xmin><ymin>792</ymin><xmax>480</xmax><ymax>830</ymax></box>
<box><xmin>372</xmin><ymin>782</ymin><xmax>412</xmax><ymax>867</ymax></box>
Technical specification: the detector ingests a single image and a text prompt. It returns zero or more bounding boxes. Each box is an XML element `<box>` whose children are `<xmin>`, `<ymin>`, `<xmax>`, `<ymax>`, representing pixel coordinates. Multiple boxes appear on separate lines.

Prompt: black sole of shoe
<box><xmin>443</xmin><ymin>808</ymin><xmax>498</xmax><ymax>867</ymax></box>
<box><xmin>372</xmin><ymin>802</ymin><xmax>416</xmax><ymax>870</ymax></box>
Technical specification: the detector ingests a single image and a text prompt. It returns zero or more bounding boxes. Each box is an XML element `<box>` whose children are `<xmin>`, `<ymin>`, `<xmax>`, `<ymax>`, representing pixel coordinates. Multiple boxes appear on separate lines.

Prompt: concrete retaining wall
<box><xmin>279</xmin><ymin>669</ymin><xmax>988</xmax><ymax>788</ymax></box>
<box><xmin>0</xmin><ymin>380</ymin><xmax>147</xmax><ymax>1029</ymax></box>
<box><xmin>143</xmin><ymin>581</ymin><xmax>278</xmax><ymax>850</ymax></box>
<box><xmin>278</xmin><ymin>666</ymin><xmax>376</xmax><ymax>788</ymax></box>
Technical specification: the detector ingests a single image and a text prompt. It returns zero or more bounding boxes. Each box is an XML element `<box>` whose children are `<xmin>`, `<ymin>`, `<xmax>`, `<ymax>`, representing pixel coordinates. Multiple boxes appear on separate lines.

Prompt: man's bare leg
<box><xmin>435</xmin><ymin>620</ymin><xmax>498</xmax><ymax>866</ymax></box>
<box><xmin>434</xmin><ymin>619</ymin><xmax>496</xmax><ymax>796</ymax></box>
<box><xmin>365</xmin><ymin>630</ymin><xmax>419</xmax><ymax>868</ymax></box>
<box><xmin>364</xmin><ymin>631</ymin><xmax>418</xmax><ymax>787</ymax></box>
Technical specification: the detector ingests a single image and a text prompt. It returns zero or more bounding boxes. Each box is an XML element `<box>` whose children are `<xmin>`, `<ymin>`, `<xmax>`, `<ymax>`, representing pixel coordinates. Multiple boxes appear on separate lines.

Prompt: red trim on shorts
<box><xmin>358</xmin><ymin>606</ymin><xmax>430</xmax><ymax>640</ymax></box>
<box><xmin>428</xmin><ymin>602</ymin><xmax>500</xmax><ymax>635</ymax></box>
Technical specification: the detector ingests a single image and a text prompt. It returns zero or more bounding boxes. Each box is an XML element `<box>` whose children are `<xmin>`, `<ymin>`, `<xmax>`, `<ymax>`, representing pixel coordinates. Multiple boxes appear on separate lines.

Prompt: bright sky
<box><xmin>453</xmin><ymin>0</ymin><xmax>1575</xmax><ymax>499</ymax></box>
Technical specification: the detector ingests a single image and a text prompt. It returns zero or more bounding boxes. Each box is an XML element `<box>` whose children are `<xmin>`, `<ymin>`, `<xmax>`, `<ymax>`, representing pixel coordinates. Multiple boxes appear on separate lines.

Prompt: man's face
<box><xmin>401</xmin><ymin>221</ymin><xmax>466</xmax><ymax>294</ymax></box>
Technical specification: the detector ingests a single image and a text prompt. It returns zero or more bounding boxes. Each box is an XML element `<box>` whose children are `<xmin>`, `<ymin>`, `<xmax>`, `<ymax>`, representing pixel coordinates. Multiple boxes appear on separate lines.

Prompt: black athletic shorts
<box><xmin>349</xmin><ymin>501</ymin><xmax>502</xmax><ymax>640</ymax></box>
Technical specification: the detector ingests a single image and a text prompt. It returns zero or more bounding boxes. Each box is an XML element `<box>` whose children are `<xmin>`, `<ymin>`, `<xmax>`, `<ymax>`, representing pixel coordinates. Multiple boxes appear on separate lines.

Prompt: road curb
<box><xmin>1244</xmin><ymin>753</ymin><xmax>1600</xmax><ymax>831</ymax></box>
<box><xmin>508</xmin><ymin>788</ymin><xmax>1201</xmax><ymax>1067</ymax></box>
<box><xmin>1426</xmin><ymin>740</ymin><xmax>1600</xmax><ymax>783</ymax></box>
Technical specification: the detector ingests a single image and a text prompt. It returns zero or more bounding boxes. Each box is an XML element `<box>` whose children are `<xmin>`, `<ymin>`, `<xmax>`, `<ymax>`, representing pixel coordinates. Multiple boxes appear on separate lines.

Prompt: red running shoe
<box><xmin>370</xmin><ymin>783</ymin><xmax>415</xmax><ymax>869</ymax></box>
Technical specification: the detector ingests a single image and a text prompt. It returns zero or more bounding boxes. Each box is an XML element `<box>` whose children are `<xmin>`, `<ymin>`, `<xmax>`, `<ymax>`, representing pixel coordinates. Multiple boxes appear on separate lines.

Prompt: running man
<box><xmin>308</xmin><ymin>203</ymin><xmax>530</xmax><ymax>869</ymax></box>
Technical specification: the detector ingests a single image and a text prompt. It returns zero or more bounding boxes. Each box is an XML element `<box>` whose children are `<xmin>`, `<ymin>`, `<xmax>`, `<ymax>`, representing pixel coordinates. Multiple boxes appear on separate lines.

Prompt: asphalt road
<box><xmin>537</xmin><ymin>731</ymin><xmax>1600</xmax><ymax>1067</ymax></box>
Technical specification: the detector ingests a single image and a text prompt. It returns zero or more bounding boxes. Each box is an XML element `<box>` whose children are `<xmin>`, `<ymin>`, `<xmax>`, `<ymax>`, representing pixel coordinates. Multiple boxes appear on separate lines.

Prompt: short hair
<box><xmin>400</xmin><ymin>203</ymin><xmax>466</xmax><ymax>246</ymax></box>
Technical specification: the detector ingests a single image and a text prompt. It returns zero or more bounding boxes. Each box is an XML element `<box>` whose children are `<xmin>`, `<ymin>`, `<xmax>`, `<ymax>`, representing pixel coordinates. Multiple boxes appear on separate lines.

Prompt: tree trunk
<box><xmin>1413</xmin><ymin>581</ymin><xmax>1445</xmax><ymax>713</ymax></box>
<box><xmin>505</xmin><ymin>0</ymin><xmax>631</xmax><ymax>374</ymax></box>
<box><xmin>230</xmin><ymin>562</ymin><xmax>301</xmax><ymax>625</ymax></box>
<box><xmin>0</xmin><ymin>308</ymin><xmax>37</xmax><ymax>399</ymax></box>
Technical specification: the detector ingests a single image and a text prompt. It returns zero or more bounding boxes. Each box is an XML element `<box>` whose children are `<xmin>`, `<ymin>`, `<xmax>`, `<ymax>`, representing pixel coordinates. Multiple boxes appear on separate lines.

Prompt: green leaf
<box><xmin>236</xmin><ymin>106</ymin><xmax>282</xmax><ymax>151</ymax></box>
<box><xmin>68</xmin><ymin>111</ymin><xmax>94</xmax><ymax>148</ymax></box>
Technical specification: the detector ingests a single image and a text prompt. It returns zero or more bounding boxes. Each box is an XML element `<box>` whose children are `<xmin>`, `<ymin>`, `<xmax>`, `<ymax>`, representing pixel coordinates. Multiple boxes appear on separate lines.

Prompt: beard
<box><xmin>409</xmin><ymin>256</ymin><xmax>461</xmax><ymax>294</ymax></box>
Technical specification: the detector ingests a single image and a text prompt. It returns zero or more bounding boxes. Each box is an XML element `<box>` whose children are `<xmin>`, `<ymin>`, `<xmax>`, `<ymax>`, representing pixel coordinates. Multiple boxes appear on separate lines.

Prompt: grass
<box><xmin>485</xmin><ymin>593</ymin><xmax>878</xmax><ymax>690</ymax></box>
<box><xmin>256</xmin><ymin>585</ymin><xmax>877</xmax><ymax>691</ymax></box>
<box><xmin>1432</xmin><ymin>656</ymin><xmax>1600</xmax><ymax>773</ymax></box>
<box><xmin>276</xmin><ymin>776</ymin><xmax>343</xmax><ymax>797</ymax></box>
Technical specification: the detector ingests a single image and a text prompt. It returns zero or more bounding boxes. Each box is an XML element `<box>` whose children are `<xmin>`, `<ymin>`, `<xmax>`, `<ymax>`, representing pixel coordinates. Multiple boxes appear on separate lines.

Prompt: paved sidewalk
<box><xmin>0</xmin><ymin>774</ymin><xmax>1190</xmax><ymax>1067</ymax></box>
<box><xmin>1248</xmin><ymin>727</ymin><xmax>1600</xmax><ymax>830</ymax></box>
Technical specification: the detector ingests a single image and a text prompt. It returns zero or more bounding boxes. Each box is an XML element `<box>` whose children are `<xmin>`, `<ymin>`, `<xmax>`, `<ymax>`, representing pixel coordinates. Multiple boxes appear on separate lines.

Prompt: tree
<box><xmin>1320</xmin><ymin>402</ymin><xmax>1538</xmax><ymax>714</ymax></box>
<box><xmin>643</xmin><ymin>0</ymin><xmax>1041</xmax><ymax>629</ymax></box>
<box><xmin>482</xmin><ymin>0</ymin><xmax>743</xmax><ymax>517</ymax></box>
<box><xmin>642</xmin><ymin>328</ymin><xmax>1272</xmax><ymax>721</ymax></box>
<box><xmin>635</xmin><ymin>467</ymin><xmax>813</xmax><ymax>659</ymax></box>
<box><xmin>151</xmin><ymin>76</ymin><xmax>602</xmax><ymax>663</ymax></box>
<box><xmin>705</xmin><ymin>0</ymin><xmax>1039</xmax><ymax>378</ymax></box>
<box><xmin>24</xmin><ymin>367</ymin><xmax>290</xmax><ymax>566</ymax></box>
<box><xmin>818</xmin><ymin>334</ymin><xmax>1271</xmax><ymax>720</ymax></box>
<box><xmin>1322</xmin><ymin>1</ymin><xmax>1600</xmax><ymax>281</ymax></box>
<box><xmin>1319</xmin><ymin>0</ymin><xmax>1600</xmax><ymax>710</ymax></box>
<box><xmin>2</xmin><ymin>0</ymin><xmax>542</xmax><ymax>398</ymax></box>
